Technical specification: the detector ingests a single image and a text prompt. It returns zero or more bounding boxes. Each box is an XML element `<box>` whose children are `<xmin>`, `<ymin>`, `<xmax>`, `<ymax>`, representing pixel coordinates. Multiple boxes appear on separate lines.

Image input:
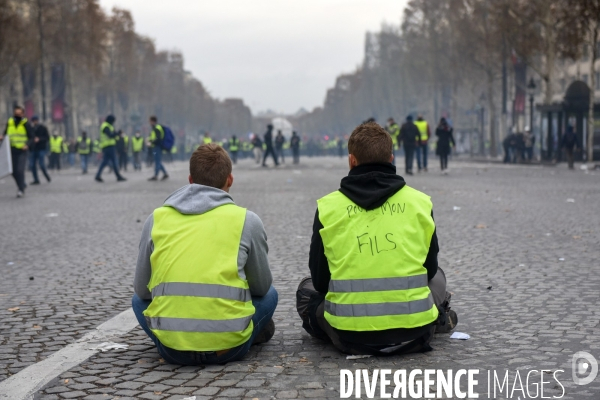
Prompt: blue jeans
<box><xmin>80</xmin><ymin>154</ymin><xmax>89</xmax><ymax>173</ymax></box>
<box><xmin>95</xmin><ymin>146</ymin><xmax>123</xmax><ymax>179</ymax></box>
<box><xmin>30</xmin><ymin>150</ymin><xmax>50</xmax><ymax>182</ymax></box>
<box><xmin>416</xmin><ymin>144</ymin><xmax>428</xmax><ymax>170</ymax></box>
<box><xmin>153</xmin><ymin>149</ymin><xmax>167</xmax><ymax>177</ymax></box>
<box><xmin>132</xmin><ymin>285</ymin><xmax>278</xmax><ymax>365</ymax></box>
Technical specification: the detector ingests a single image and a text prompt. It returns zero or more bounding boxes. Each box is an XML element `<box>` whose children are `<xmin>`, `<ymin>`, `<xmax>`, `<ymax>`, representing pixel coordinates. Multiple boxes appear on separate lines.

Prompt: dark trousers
<box><xmin>153</xmin><ymin>149</ymin><xmax>167</xmax><ymax>177</ymax></box>
<box><xmin>440</xmin><ymin>153</ymin><xmax>449</xmax><ymax>170</ymax></box>
<box><xmin>132</xmin><ymin>286</ymin><xmax>278</xmax><ymax>365</ymax></box>
<box><xmin>230</xmin><ymin>151</ymin><xmax>238</xmax><ymax>164</ymax></box>
<box><xmin>292</xmin><ymin>148</ymin><xmax>300</xmax><ymax>164</ymax></box>
<box><xmin>276</xmin><ymin>147</ymin><xmax>285</xmax><ymax>163</ymax></box>
<box><xmin>404</xmin><ymin>145</ymin><xmax>415</xmax><ymax>173</ymax></box>
<box><xmin>133</xmin><ymin>152</ymin><xmax>142</xmax><ymax>170</ymax></box>
<box><xmin>48</xmin><ymin>152</ymin><xmax>61</xmax><ymax>170</ymax></box>
<box><xmin>11</xmin><ymin>148</ymin><xmax>28</xmax><ymax>192</ymax></box>
<box><xmin>416</xmin><ymin>144</ymin><xmax>428</xmax><ymax>170</ymax></box>
<box><xmin>30</xmin><ymin>150</ymin><xmax>51</xmax><ymax>182</ymax></box>
<box><xmin>566</xmin><ymin>148</ymin><xmax>575</xmax><ymax>169</ymax></box>
<box><xmin>296</xmin><ymin>269</ymin><xmax>448</xmax><ymax>355</ymax></box>
<box><xmin>263</xmin><ymin>146</ymin><xmax>279</xmax><ymax>166</ymax></box>
<box><xmin>95</xmin><ymin>146</ymin><xmax>123</xmax><ymax>179</ymax></box>
<box><xmin>118</xmin><ymin>151</ymin><xmax>128</xmax><ymax>171</ymax></box>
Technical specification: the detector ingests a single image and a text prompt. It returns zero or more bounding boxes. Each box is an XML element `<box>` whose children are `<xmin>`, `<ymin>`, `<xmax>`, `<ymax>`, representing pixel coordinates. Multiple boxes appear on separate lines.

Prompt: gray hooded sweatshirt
<box><xmin>134</xmin><ymin>184</ymin><xmax>272</xmax><ymax>300</ymax></box>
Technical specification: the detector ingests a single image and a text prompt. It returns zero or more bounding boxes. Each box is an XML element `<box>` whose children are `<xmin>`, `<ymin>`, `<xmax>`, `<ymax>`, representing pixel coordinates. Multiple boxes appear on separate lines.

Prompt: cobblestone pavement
<box><xmin>1</xmin><ymin>156</ymin><xmax>599</xmax><ymax>399</ymax></box>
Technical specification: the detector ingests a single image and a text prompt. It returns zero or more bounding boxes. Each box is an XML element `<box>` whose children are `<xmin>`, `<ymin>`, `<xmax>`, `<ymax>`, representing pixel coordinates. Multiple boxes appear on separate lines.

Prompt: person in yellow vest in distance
<box><xmin>116</xmin><ymin>130</ymin><xmax>129</xmax><ymax>172</ymax></box>
<box><xmin>296</xmin><ymin>122</ymin><xmax>457</xmax><ymax>356</ymax></box>
<box><xmin>48</xmin><ymin>132</ymin><xmax>63</xmax><ymax>171</ymax></box>
<box><xmin>0</xmin><ymin>105</ymin><xmax>33</xmax><ymax>197</ymax></box>
<box><xmin>229</xmin><ymin>134</ymin><xmax>240</xmax><ymax>164</ymax></box>
<box><xmin>386</xmin><ymin>117</ymin><xmax>400</xmax><ymax>165</ymax></box>
<box><xmin>131</xmin><ymin>131</ymin><xmax>144</xmax><ymax>171</ymax></box>
<box><xmin>414</xmin><ymin>114</ymin><xmax>431</xmax><ymax>172</ymax></box>
<box><xmin>77</xmin><ymin>131</ymin><xmax>92</xmax><ymax>174</ymax></box>
<box><xmin>95</xmin><ymin>115</ymin><xmax>126</xmax><ymax>183</ymax></box>
<box><xmin>132</xmin><ymin>143</ymin><xmax>278</xmax><ymax>365</ymax></box>
<box><xmin>203</xmin><ymin>132</ymin><xmax>212</xmax><ymax>145</ymax></box>
<box><xmin>148</xmin><ymin>116</ymin><xmax>169</xmax><ymax>181</ymax></box>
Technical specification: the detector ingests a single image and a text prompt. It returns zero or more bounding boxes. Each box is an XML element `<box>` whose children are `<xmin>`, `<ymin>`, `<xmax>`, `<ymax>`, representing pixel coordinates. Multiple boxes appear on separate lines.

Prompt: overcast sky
<box><xmin>98</xmin><ymin>0</ymin><xmax>406</xmax><ymax>114</ymax></box>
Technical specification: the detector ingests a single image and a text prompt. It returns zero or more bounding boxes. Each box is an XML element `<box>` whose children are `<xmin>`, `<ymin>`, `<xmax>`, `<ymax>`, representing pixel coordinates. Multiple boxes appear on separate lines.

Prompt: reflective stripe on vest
<box><xmin>99</xmin><ymin>122</ymin><xmax>115</xmax><ymax>148</ymax></box>
<box><xmin>50</xmin><ymin>136</ymin><xmax>63</xmax><ymax>153</ymax></box>
<box><xmin>317</xmin><ymin>187</ymin><xmax>438</xmax><ymax>331</ymax></box>
<box><xmin>77</xmin><ymin>137</ymin><xmax>91</xmax><ymax>154</ymax></box>
<box><xmin>229</xmin><ymin>139</ymin><xmax>239</xmax><ymax>151</ymax></box>
<box><xmin>147</xmin><ymin>315</ymin><xmax>253</xmax><ymax>333</ymax></box>
<box><xmin>6</xmin><ymin>117</ymin><xmax>28</xmax><ymax>149</ymax></box>
<box><xmin>414</xmin><ymin>120</ymin><xmax>429</xmax><ymax>142</ymax></box>
<box><xmin>325</xmin><ymin>294</ymin><xmax>434</xmax><ymax>317</ymax></box>
<box><xmin>144</xmin><ymin>204</ymin><xmax>254</xmax><ymax>352</ymax></box>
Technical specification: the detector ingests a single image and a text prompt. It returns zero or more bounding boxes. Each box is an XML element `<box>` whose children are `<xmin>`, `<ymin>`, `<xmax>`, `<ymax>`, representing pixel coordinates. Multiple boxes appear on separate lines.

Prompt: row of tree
<box><xmin>0</xmin><ymin>0</ymin><xmax>252</xmax><ymax>140</ymax></box>
<box><xmin>295</xmin><ymin>0</ymin><xmax>600</xmax><ymax>161</ymax></box>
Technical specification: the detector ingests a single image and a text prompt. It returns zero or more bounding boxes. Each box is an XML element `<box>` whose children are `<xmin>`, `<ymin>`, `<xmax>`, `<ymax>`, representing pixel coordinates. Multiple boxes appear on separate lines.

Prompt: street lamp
<box><xmin>527</xmin><ymin>78</ymin><xmax>536</xmax><ymax>131</ymax></box>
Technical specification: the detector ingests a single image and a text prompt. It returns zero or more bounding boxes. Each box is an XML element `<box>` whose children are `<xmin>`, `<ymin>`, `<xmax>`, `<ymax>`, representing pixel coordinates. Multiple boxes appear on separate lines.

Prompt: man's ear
<box><xmin>390</xmin><ymin>154</ymin><xmax>395</xmax><ymax>163</ymax></box>
<box><xmin>188</xmin><ymin>175</ymin><xmax>193</xmax><ymax>184</ymax></box>
<box><xmin>348</xmin><ymin>154</ymin><xmax>358</xmax><ymax>170</ymax></box>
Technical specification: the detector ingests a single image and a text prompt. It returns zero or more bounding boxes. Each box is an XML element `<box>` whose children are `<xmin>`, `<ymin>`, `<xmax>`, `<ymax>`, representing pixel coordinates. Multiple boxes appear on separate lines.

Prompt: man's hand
<box><xmin>34</xmin><ymin>137</ymin><xmax>39</xmax><ymax>142</ymax></box>
<box><xmin>22</xmin><ymin>144</ymin><xmax>28</xmax><ymax>150</ymax></box>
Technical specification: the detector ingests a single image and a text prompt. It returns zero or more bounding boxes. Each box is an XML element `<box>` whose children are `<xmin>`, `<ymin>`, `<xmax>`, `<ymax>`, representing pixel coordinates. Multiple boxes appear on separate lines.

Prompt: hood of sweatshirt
<box><xmin>163</xmin><ymin>184</ymin><xmax>234</xmax><ymax>215</ymax></box>
<box><xmin>339</xmin><ymin>163</ymin><xmax>406</xmax><ymax>210</ymax></box>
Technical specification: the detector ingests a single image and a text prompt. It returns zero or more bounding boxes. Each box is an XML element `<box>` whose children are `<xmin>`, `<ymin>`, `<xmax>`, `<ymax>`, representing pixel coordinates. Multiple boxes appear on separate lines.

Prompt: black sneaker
<box><xmin>161</xmin><ymin>174</ymin><xmax>169</xmax><ymax>181</ymax></box>
<box><xmin>148</xmin><ymin>176</ymin><xmax>158</xmax><ymax>181</ymax></box>
<box><xmin>30</xmin><ymin>181</ymin><xmax>40</xmax><ymax>185</ymax></box>
<box><xmin>253</xmin><ymin>319</ymin><xmax>275</xmax><ymax>345</ymax></box>
<box><xmin>117</xmin><ymin>177</ymin><xmax>127</xmax><ymax>182</ymax></box>
<box><xmin>95</xmin><ymin>177</ymin><xmax>104</xmax><ymax>183</ymax></box>
<box><xmin>436</xmin><ymin>309</ymin><xmax>458</xmax><ymax>333</ymax></box>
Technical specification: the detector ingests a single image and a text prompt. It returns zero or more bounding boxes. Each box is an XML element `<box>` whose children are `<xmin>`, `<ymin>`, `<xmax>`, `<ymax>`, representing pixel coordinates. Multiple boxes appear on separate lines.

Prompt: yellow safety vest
<box><xmin>93</xmin><ymin>140</ymin><xmax>100</xmax><ymax>153</ymax></box>
<box><xmin>317</xmin><ymin>187</ymin><xmax>438</xmax><ymax>331</ymax></box>
<box><xmin>6</xmin><ymin>117</ymin><xmax>28</xmax><ymax>149</ymax></box>
<box><xmin>144</xmin><ymin>203</ymin><xmax>255</xmax><ymax>351</ymax></box>
<box><xmin>414</xmin><ymin>120</ymin><xmax>429</xmax><ymax>142</ymax></box>
<box><xmin>132</xmin><ymin>136</ymin><xmax>144</xmax><ymax>152</ymax></box>
<box><xmin>50</xmin><ymin>136</ymin><xmax>63</xmax><ymax>154</ymax></box>
<box><xmin>62</xmin><ymin>142</ymin><xmax>69</xmax><ymax>153</ymax></box>
<box><xmin>99</xmin><ymin>122</ymin><xmax>116</xmax><ymax>148</ymax></box>
<box><xmin>387</xmin><ymin>123</ymin><xmax>400</xmax><ymax>146</ymax></box>
<box><xmin>229</xmin><ymin>138</ymin><xmax>239</xmax><ymax>151</ymax></box>
<box><xmin>77</xmin><ymin>137</ymin><xmax>91</xmax><ymax>154</ymax></box>
<box><xmin>150</xmin><ymin>125</ymin><xmax>164</xmax><ymax>144</ymax></box>
<box><xmin>203</xmin><ymin>137</ymin><xmax>212</xmax><ymax>144</ymax></box>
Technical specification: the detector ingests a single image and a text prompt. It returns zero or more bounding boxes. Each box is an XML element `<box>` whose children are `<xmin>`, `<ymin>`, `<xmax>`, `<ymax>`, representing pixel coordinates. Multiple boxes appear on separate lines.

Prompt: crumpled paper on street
<box><xmin>346</xmin><ymin>355</ymin><xmax>372</xmax><ymax>360</ymax></box>
<box><xmin>89</xmin><ymin>342</ymin><xmax>129</xmax><ymax>352</ymax></box>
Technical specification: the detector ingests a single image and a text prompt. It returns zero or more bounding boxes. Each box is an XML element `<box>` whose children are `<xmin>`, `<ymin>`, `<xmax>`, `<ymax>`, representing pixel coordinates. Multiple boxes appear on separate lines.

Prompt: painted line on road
<box><xmin>0</xmin><ymin>307</ymin><xmax>138</xmax><ymax>400</ymax></box>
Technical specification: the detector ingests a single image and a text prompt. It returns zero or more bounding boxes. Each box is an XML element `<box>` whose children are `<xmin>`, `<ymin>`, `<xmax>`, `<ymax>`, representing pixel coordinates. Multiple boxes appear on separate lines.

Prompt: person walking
<box><xmin>275</xmin><ymin>130</ymin><xmax>285</xmax><ymax>163</ymax></box>
<box><xmin>414</xmin><ymin>115</ymin><xmax>430</xmax><ymax>172</ymax></box>
<box><xmin>132</xmin><ymin>144</ymin><xmax>277</xmax><ymax>365</ymax></box>
<box><xmin>116</xmin><ymin>130</ymin><xmax>129</xmax><ymax>172</ymax></box>
<box><xmin>229</xmin><ymin>135</ymin><xmax>240</xmax><ymax>164</ymax></box>
<box><xmin>29</xmin><ymin>115</ymin><xmax>51</xmax><ymax>185</ymax></box>
<box><xmin>399</xmin><ymin>115</ymin><xmax>421</xmax><ymax>175</ymax></box>
<box><xmin>386</xmin><ymin>118</ymin><xmax>400</xmax><ymax>164</ymax></box>
<box><xmin>435</xmin><ymin>118</ymin><xmax>455</xmax><ymax>175</ymax></box>
<box><xmin>251</xmin><ymin>134</ymin><xmax>263</xmax><ymax>164</ymax></box>
<box><xmin>77</xmin><ymin>131</ymin><xmax>92</xmax><ymax>174</ymax></box>
<box><xmin>48</xmin><ymin>132</ymin><xmax>63</xmax><ymax>171</ymax></box>
<box><xmin>295</xmin><ymin>122</ymin><xmax>456</xmax><ymax>356</ymax></box>
<box><xmin>148</xmin><ymin>116</ymin><xmax>169</xmax><ymax>181</ymax></box>
<box><xmin>291</xmin><ymin>131</ymin><xmax>301</xmax><ymax>164</ymax></box>
<box><xmin>95</xmin><ymin>115</ymin><xmax>126</xmax><ymax>182</ymax></box>
<box><xmin>131</xmin><ymin>131</ymin><xmax>144</xmax><ymax>171</ymax></box>
<box><xmin>67</xmin><ymin>139</ymin><xmax>77</xmax><ymax>168</ymax></box>
<box><xmin>561</xmin><ymin>125</ymin><xmax>579</xmax><ymax>170</ymax></box>
<box><xmin>262</xmin><ymin>124</ymin><xmax>279</xmax><ymax>167</ymax></box>
<box><xmin>1</xmin><ymin>105</ymin><xmax>33</xmax><ymax>197</ymax></box>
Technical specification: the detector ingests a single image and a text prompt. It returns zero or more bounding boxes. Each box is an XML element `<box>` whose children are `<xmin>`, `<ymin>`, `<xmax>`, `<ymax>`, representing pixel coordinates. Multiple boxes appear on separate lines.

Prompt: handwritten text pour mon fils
<box><xmin>346</xmin><ymin>201</ymin><xmax>406</xmax><ymax>218</ymax></box>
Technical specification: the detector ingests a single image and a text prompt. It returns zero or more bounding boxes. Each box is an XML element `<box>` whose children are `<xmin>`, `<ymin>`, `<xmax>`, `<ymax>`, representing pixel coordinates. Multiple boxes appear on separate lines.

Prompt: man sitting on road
<box><xmin>296</xmin><ymin>122</ymin><xmax>457</xmax><ymax>356</ymax></box>
<box><xmin>133</xmin><ymin>144</ymin><xmax>278</xmax><ymax>365</ymax></box>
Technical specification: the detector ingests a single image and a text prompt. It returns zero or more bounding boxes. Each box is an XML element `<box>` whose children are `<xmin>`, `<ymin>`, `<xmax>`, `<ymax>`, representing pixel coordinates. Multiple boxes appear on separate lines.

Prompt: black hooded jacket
<box><xmin>308</xmin><ymin>162</ymin><xmax>439</xmax><ymax>294</ymax></box>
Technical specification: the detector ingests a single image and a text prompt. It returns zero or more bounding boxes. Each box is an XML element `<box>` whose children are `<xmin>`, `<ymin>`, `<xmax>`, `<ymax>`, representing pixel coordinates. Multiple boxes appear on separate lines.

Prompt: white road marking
<box><xmin>0</xmin><ymin>308</ymin><xmax>138</xmax><ymax>400</ymax></box>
